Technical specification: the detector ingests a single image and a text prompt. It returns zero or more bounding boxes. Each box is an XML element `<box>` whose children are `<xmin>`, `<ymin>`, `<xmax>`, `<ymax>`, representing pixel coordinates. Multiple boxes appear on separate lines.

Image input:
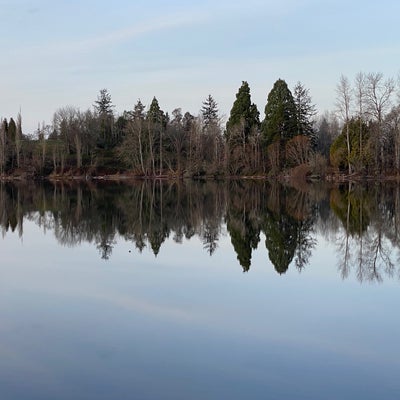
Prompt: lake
<box><xmin>0</xmin><ymin>180</ymin><xmax>399</xmax><ymax>399</ymax></box>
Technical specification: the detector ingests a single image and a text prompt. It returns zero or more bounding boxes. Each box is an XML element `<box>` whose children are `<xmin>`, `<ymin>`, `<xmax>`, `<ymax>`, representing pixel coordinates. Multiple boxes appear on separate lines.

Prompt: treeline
<box><xmin>1</xmin><ymin>73</ymin><xmax>399</xmax><ymax>179</ymax></box>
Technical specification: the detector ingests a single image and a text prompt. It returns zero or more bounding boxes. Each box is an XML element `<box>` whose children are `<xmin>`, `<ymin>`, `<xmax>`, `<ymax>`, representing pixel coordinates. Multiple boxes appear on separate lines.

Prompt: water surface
<box><xmin>0</xmin><ymin>181</ymin><xmax>399</xmax><ymax>399</ymax></box>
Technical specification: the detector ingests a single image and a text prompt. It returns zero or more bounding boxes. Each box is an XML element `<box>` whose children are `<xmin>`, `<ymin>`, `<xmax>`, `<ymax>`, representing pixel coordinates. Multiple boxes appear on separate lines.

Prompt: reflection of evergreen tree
<box><xmin>97</xmin><ymin>234</ymin><xmax>115</xmax><ymax>260</ymax></box>
<box><xmin>263</xmin><ymin>210</ymin><xmax>298</xmax><ymax>274</ymax></box>
<box><xmin>226</xmin><ymin>212</ymin><xmax>260</xmax><ymax>272</ymax></box>
<box><xmin>202</xmin><ymin>220</ymin><xmax>219</xmax><ymax>255</ymax></box>
<box><xmin>330</xmin><ymin>184</ymin><xmax>371</xmax><ymax>236</ymax></box>
<box><xmin>263</xmin><ymin>183</ymin><xmax>316</xmax><ymax>274</ymax></box>
<box><xmin>226</xmin><ymin>181</ymin><xmax>262</xmax><ymax>272</ymax></box>
<box><xmin>148</xmin><ymin>226</ymin><xmax>168</xmax><ymax>256</ymax></box>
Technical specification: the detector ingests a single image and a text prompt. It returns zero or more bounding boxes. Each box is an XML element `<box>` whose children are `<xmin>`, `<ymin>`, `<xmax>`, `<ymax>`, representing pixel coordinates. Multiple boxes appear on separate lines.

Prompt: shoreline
<box><xmin>2</xmin><ymin>170</ymin><xmax>400</xmax><ymax>184</ymax></box>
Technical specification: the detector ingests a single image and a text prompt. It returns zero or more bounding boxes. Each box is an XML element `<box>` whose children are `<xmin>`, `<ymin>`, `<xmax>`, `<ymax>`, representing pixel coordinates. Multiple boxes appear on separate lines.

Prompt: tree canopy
<box><xmin>262</xmin><ymin>79</ymin><xmax>298</xmax><ymax>146</ymax></box>
<box><xmin>226</xmin><ymin>81</ymin><xmax>259</xmax><ymax>143</ymax></box>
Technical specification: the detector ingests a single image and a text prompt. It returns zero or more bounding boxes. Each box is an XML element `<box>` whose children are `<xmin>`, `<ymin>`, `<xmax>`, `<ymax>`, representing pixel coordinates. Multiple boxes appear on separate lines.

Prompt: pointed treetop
<box><xmin>262</xmin><ymin>78</ymin><xmax>297</xmax><ymax>144</ymax></box>
<box><xmin>94</xmin><ymin>89</ymin><xmax>114</xmax><ymax>116</ymax></box>
<box><xmin>226</xmin><ymin>81</ymin><xmax>259</xmax><ymax>139</ymax></box>
<box><xmin>201</xmin><ymin>94</ymin><xmax>219</xmax><ymax>129</ymax></box>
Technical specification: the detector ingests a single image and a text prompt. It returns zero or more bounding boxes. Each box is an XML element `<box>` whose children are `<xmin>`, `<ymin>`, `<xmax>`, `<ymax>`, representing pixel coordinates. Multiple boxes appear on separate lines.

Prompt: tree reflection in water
<box><xmin>330</xmin><ymin>182</ymin><xmax>397</xmax><ymax>282</ymax></box>
<box><xmin>1</xmin><ymin>179</ymin><xmax>400</xmax><ymax>282</ymax></box>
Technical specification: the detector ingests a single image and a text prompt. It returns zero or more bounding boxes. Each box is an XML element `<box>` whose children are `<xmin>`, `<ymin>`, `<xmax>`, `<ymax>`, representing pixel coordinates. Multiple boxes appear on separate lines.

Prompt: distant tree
<box><xmin>201</xmin><ymin>94</ymin><xmax>219</xmax><ymax>130</ymax></box>
<box><xmin>354</xmin><ymin>72</ymin><xmax>367</xmax><ymax>171</ymax></box>
<box><xmin>15</xmin><ymin>112</ymin><xmax>22</xmax><ymax>168</ymax></box>
<box><xmin>7</xmin><ymin>118</ymin><xmax>16</xmax><ymax>169</ymax></box>
<box><xmin>117</xmin><ymin>100</ymin><xmax>147</xmax><ymax>174</ymax></box>
<box><xmin>293</xmin><ymin>81</ymin><xmax>316</xmax><ymax>141</ymax></box>
<box><xmin>94</xmin><ymin>88</ymin><xmax>114</xmax><ymax>115</ymax></box>
<box><xmin>330</xmin><ymin>118</ymin><xmax>371</xmax><ymax>172</ymax></box>
<box><xmin>132</xmin><ymin>100</ymin><xmax>147</xmax><ymax>174</ymax></box>
<box><xmin>386</xmin><ymin>106</ymin><xmax>400</xmax><ymax>173</ymax></box>
<box><xmin>147</xmin><ymin>97</ymin><xmax>166</xmax><ymax>175</ymax></box>
<box><xmin>94</xmin><ymin>89</ymin><xmax>115</xmax><ymax>149</ymax></box>
<box><xmin>315</xmin><ymin>112</ymin><xmax>340</xmax><ymax>158</ymax></box>
<box><xmin>0</xmin><ymin>119</ymin><xmax>8</xmax><ymax>174</ymax></box>
<box><xmin>165</xmin><ymin>109</ymin><xmax>187</xmax><ymax>175</ymax></box>
<box><xmin>336</xmin><ymin>74</ymin><xmax>352</xmax><ymax>174</ymax></box>
<box><xmin>364</xmin><ymin>72</ymin><xmax>395</xmax><ymax>172</ymax></box>
<box><xmin>200</xmin><ymin>95</ymin><xmax>222</xmax><ymax>170</ymax></box>
<box><xmin>7</xmin><ymin>118</ymin><xmax>16</xmax><ymax>142</ymax></box>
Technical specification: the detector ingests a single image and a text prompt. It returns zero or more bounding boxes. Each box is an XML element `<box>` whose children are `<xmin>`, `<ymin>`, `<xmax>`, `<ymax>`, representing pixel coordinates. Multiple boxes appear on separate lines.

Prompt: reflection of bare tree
<box><xmin>360</xmin><ymin>193</ymin><xmax>395</xmax><ymax>281</ymax></box>
<box><xmin>363</xmin><ymin>231</ymin><xmax>394</xmax><ymax>282</ymax></box>
<box><xmin>295</xmin><ymin>220</ymin><xmax>317</xmax><ymax>271</ymax></box>
<box><xmin>331</xmin><ymin>183</ymin><xmax>397</xmax><ymax>282</ymax></box>
<box><xmin>335</xmin><ymin>182</ymin><xmax>352</xmax><ymax>279</ymax></box>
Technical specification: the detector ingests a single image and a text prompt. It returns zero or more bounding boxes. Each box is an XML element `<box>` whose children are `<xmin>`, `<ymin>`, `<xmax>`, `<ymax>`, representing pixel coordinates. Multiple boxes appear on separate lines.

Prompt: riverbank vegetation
<box><xmin>1</xmin><ymin>72</ymin><xmax>399</xmax><ymax>180</ymax></box>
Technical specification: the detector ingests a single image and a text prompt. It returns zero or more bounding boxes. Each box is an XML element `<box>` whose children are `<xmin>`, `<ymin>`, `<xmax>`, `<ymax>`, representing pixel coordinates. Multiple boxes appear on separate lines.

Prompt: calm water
<box><xmin>0</xmin><ymin>180</ymin><xmax>399</xmax><ymax>400</ymax></box>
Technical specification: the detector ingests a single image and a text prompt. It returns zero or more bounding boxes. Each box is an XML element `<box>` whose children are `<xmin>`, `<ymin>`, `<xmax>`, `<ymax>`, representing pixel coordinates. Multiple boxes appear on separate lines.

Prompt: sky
<box><xmin>1</xmin><ymin>0</ymin><xmax>399</xmax><ymax>134</ymax></box>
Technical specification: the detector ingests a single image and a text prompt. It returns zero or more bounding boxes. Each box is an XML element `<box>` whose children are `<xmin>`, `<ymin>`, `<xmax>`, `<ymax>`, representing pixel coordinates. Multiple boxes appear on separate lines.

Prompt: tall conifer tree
<box><xmin>262</xmin><ymin>79</ymin><xmax>297</xmax><ymax>145</ymax></box>
<box><xmin>226</xmin><ymin>81</ymin><xmax>259</xmax><ymax>142</ymax></box>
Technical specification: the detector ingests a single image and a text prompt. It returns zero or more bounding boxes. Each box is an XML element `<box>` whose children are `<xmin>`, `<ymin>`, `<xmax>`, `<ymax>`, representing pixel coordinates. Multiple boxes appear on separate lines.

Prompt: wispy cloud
<box><xmin>34</xmin><ymin>11</ymin><xmax>208</xmax><ymax>57</ymax></box>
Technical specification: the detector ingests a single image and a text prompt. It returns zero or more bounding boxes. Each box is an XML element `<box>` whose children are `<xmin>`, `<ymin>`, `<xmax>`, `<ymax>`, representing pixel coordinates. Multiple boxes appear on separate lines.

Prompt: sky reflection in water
<box><xmin>0</xmin><ymin>181</ymin><xmax>399</xmax><ymax>400</ymax></box>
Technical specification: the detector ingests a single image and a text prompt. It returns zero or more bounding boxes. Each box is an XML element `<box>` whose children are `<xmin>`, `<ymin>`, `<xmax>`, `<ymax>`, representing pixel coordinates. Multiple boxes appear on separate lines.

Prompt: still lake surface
<box><xmin>0</xmin><ymin>180</ymin><xmax>399</xmax><ymax>399</ymax></box>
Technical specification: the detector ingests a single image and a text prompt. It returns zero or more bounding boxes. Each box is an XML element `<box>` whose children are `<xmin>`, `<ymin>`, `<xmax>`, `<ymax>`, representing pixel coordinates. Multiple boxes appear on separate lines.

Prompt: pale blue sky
<box><xmin>1</xmin><ymin>0</ymin><xmax>399</xmax><ymax>133</ymax></box>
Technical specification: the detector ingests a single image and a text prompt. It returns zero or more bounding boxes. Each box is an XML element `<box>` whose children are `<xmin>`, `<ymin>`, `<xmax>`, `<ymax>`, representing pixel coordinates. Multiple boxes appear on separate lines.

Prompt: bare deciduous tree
<box><xmin>354</xmin><ymin>72</ymin><xmax>367</xmax><ymax>171</ymax></box>
<box><xmin>365</xmin><ymin>72</ymin><xmax>395</xmax><ymax>172</ymax></box>
<box><xmin>336</xmin><ymin>75</ymin><xmax>352</xmax><ymax>174</ymax></box>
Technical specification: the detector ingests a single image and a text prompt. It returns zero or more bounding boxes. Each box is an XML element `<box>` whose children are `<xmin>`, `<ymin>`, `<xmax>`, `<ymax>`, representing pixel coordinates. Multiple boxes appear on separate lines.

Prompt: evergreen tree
<box><xmin>226</xmin><ymin>81</ymin><xmax>260</xmax><ymax>143</ymax></box>
<box><xmin>7</xmin><ymin>118</ymin><xmax>16</xmax><ymax>169</ymax></box>
<box><xmin>147</xmin><ymin>97</ymin><xmax>164</xmax><ymax>124</ymax></box>
<box><xmin>201</xmin><ymin>94</ymin><xmax>219</xmax><ymax>130</ymax></box>
<box><xmin>0</xmin><ymin>119</ymin><xmax>8</xmax><ymax>174</ymax></box>
<box><xmin>94</xmin><ymin>88</ymin><xmax>114</xmax><ymax>116</ymax></box>
<box><xmin>15</xmin><ymin>112</ymin><xmax>22</xmax><ymax>168</ymax></box>
<box><xmin>262</xmin><ymin>79</ymin><xmax>298</xmax><ymax>146</ymax></box>
<box><xmin>147</xmin><ymin>97</ymin><xmax>166</xmax><ymax>175</ymax></box>
<box><xmin>330</xmin><ymin>118</ymin><xmax>371</xmax><ymax>172</ymax></box>
<box><xmin>7</xmin><ymin>118</ymin><xmax>16</xmax><ymax>142</ymax></box>
<box><xmin>94</xmin><ymin>89</ymin><xmax>115</xmax><ymax>149</ymax></box>
<box><xmin>293</xmin><ymin>81</ymin><xmax>316</xmax><ymax>140</ymax></box>
<box><xmin>133</xmin><ymin>99</ymin><xmax>145</xmax><ymax>120</ymax></box>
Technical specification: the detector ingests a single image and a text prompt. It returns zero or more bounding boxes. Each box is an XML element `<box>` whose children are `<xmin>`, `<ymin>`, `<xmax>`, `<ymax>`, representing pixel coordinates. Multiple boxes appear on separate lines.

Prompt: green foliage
<box><xmin>226</xmin><ymin>210</ymin><xmax>260</xmax><ymax>272</ymax></box>
<box><xmin>293</xmin><ymin>81</ymin><xmax>316</xmax><ymax>143</ymax></box>
<box><xmin>94</xmin><ymin>89</ymin><xmax>114</xmax><ymax>116</ymax></box>
<box><xmin>330</xmin><ymin>186</ymin><xmax>371</xmax><ymax>235</ymax></box>
<box><xmin>330</xmin><ymin>118</ymin><xmax>371</xmax><ymax>172</ymax></box>
<box><xmin>263</xmin><ymin>210</ymin><xmax>298</xmax><ymax>274</ymax></box>
<box><xmin>8</xmin><ymin>118</ymin><xmax>16</xmax><ymax>142</ymax></box>
<box><xmin>201</xmin><ymin>94</ymin><xmax>219</xmax><ymax>130</ymax></box>
<box><xmin>147</xmin><ymin>97</ymin><xmax>165</xmax><ymax>126</ymax></box>
<box><xmin>94</xmin><ymin>89</ymin><xmax>115</xmax><ymax>149</ymax></box>
<box><xmin>262</xmin><ymin>79</ymin><xmax>298</xmax><ymax>146</ymax></box>
<box><xmin>226</xmin><ymin>81</ymin><xmax>260</xmax><ymax>143</ymax></box>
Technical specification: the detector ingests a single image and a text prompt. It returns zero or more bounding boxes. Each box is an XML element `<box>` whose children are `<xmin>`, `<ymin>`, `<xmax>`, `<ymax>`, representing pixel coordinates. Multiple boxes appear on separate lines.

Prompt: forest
<box><xmin>1</xmin><ymin>72</ymin><xmax>400</xmax><ymax>180</ymax></box>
